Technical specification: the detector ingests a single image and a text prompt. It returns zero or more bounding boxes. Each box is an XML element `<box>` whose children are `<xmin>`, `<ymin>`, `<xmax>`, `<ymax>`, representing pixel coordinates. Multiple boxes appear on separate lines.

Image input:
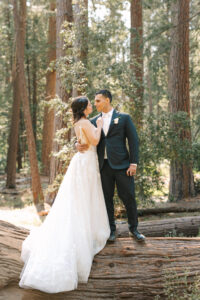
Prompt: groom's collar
<box><xmin>100</xmin><ymin>108</ymin><xmax>116</xmax><ymax>116</ymax></box>
<box><xmin>102</xmin><ymin>108</ymin><xmax>114</xmax><ymax>118</ymax></box>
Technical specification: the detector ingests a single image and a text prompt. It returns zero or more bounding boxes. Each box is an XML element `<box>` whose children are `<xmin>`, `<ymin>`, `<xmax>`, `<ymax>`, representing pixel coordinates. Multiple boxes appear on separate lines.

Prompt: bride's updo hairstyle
<box><xmin>71</xmin><ymin>96</ymin><xmax>89</xmax><ymax>123</ymax></box>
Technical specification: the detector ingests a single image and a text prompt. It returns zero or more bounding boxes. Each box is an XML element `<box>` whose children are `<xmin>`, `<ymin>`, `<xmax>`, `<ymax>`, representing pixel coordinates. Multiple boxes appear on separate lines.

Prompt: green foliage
<box><xmin>46</xmin><ymin>0</ymin><xmax>200</xmax><ymax>203</ymax></box>
<box><xmin>192</xmin><ymin>121</ymin><xmax>200</xmax><ymax>172</ymax></box>
<box><xmin>0</xmin><ymin>0</ymin><xmax>200</xmax><ymax>203</ymax></box>
<box><xmin>131</xmin><ymin>109</ymin><xmax>198</xmax><ymax>203</ymax></box>
<box><xmin>47</xmin><ymin>136</ymin><xmax>77</xmax><ymax>196</ymax></box>
<box><xmin>0</xmin><ymin>1</ymin><xmax>49</xmax><ymax>171</ymax></box>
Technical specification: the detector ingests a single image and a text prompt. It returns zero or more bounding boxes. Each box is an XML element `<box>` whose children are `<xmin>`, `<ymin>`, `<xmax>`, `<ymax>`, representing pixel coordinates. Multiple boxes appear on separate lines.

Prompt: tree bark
<box><xmin>5</xmin><ymin>0</ymin><xmax>21</xmax><ymax>188</ymax></box>
<box><xmin>1</xmin><ymin>220</ymin><xmax>200</xmax><ymax>299</ymax></box>
<box><xmin>73</xmin><ymin>0</ymin><xmax>88</xmax><ymax>96</ymax></box>
<box><xmin>32</xmin><ymin>18</ymin><xmax>38</xmax><ymax>141</ymax></box>
<box><xmin>13</xmin><ymin>0</ymin><xmax>44</xmax><ymax>211</ymax></box>
<box><xmin>130</xmin><ymin>0</ymin><xmax>143</xmax><ymax>128</ymax></box>
<box><xmin>41</xmin><ymin>0</ymin><xmax>56</xmax><ymax>176</ymax></box>
<box><xmin>49</xmin><ymin>0</ymin><xmax>73</xmax><ymax>186</ymax></box>
<box><xmin>17</xmin><ymin>133</ymin><xmax>22</xmax><ymax>171</ymax></box>
<box><xmin>17</xmin><ymin>108</ymin><xmax>25</xmax><ymax>170</ymax></box>
<box><xmin>3</xmin><ymin>0</ymin><xmax>13</xmax><ymax>84</ymax></box>
<box><xmin>26</xmin><ymin>28</ymin><xmax>32</xmax><ymax>108</ymax></box>
<box><xmin>6</xmin><ymin>55</ymin><xmax>21</xmax><ymax>188</ymax></box>
<box><xmin>169</xmin><ymin>0</ymin><xmax>195</xmax><ymax>201</ymax></box>
<box><xmin>147</xmin><ymin>67</ymin><xmax>153</xmax><ymax>114</ymax></box>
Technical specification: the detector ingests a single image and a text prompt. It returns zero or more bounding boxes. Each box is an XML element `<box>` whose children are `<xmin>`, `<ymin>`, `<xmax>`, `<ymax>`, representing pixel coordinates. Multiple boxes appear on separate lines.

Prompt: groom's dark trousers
<box><xmin>91</xmin><ymin>109</ymin><xmax>139</xmax><ymax>232</ymax></box>
<box><xmin>101</xmin><ymin>159</ymin><xmax>138</xmax><ymax>232</ymax></box>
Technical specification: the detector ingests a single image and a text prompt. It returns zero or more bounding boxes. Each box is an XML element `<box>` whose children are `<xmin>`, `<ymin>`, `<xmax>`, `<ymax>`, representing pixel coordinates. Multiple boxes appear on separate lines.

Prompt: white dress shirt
<box><xmin>102</xmin><ymin>109</ymin><xmax>114</xmax><ymax>158</ymax></box>
<box><xmin>102</xmin><ymin>109</ymin><xmax>114</xmax><ymax>135</ymax></box>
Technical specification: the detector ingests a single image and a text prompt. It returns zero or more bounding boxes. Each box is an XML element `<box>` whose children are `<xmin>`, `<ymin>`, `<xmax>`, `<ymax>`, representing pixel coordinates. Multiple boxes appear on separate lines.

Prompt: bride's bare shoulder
<box><xmin>75</xmin><ymin>119</ymin><xmax>91</xmax><ymax>128</ymax></box>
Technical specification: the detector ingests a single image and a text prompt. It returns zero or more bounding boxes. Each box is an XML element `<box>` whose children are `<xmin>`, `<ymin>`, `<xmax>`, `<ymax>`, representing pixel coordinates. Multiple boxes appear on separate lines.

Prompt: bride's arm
<box><xmin>82</xmin><ymin>119</ymin><xmax>103</xmax><ymax>146</ymax></box>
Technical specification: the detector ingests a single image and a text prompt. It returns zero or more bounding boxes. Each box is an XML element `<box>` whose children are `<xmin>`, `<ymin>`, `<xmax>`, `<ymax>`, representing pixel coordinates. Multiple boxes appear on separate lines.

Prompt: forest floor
<box><xmin>0</xmin><ymin>172</ymin><xmax>200</xmax><ymax>231</ymax></box>
<box><xmin>0</xmin><ymin>173</ymin><xmax>49</xmax><ymax>229</ymax></box>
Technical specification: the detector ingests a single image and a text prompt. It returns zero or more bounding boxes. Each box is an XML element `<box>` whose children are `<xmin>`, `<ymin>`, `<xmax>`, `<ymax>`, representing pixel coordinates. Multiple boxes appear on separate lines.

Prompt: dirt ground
<box><xmin>0</xmin><ymin>173</ymin><xmax>200</xmax><ymax>229</ymax></box>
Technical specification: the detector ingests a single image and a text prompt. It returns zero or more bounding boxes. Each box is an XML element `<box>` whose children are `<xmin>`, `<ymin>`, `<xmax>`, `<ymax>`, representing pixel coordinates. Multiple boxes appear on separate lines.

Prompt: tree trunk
<box><xmin>41</xmin><ymin>0</ymin><xmax>56</xmax><ymax>176</ymax></box>
<box><xmin>73</xmin><ymin>0</ymin><xmax>88</xmax><ymax>96</ymax></box>
<box><xmin>169</xmin><ymin>0</ymin><xmax>195</xmax><ymax>201</ymax></box>
<box><xmin>116</xmin><ymin>199</ymin><xmax>200</xmax><ymax>217</ymax></box>
<box><xmin>1</xmin><ymin>220</ymin><xmax>200</xmax><ymax>299</ymax></box>
<box><xmin>32</xmin><ymin>21</ymin><xmax>37</xmax><ymax>141</ymax></box>
<box><xmin>73</xmin><ymin>0</ymin><xmax>88</xmax><ymax>64</ymax></box>
<box><xmin>5</xmin><ymin>0</ymin><xmax>19</xmax><ymax>188</ymax></box>
<box><xmin>6</xmin><ymin>56</ymin><xmax>21</xmax><ymax>188</ymax></box>
<box><xmin>49</xmin><ymin>0</ymin><xmax>73</xmax><ymax>186</ymax></box>
<box><xmin>13</xmin><ymin>0</ymin><xmax>44</xmax><ymax>211</ymax></box>
<box><xmin>26</xmin><ymin>29</ymin><xmax>32</xmax><ymax>108</ymax></box>
<box><xmin>130</xmin><ymin>0</ymin><xmax>143</xmax><ymax>128</ymax></box>
<box><xmin>17</xmin><ymin>135</ymin><xmax>22</xmax><ymax>171</ymax></box>
<box><xmin>147</xmin><ymin>58</ymin><xmax>153</xmax><ymax>114</ymax></box>
<box><xmin>17</xmin><ymin>108</ymin><xmax>25</xmax><ymax>171</ymax></box>
<box><xmin>3</xmin><ymin>0</ymin><xmax>13</xmax><ymax>84</ymax></box>
<box><xmin>117</xmin><ymin>215</ymin><xmax>200</xmax><ymax>238</ymax></box>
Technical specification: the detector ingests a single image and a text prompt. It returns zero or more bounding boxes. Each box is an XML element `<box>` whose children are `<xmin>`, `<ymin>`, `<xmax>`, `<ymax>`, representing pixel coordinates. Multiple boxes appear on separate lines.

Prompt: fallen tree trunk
<box><xmin>117</xmin><ymin>215</ymin><xmax>200</xmax><ymax>237</ymax></box>
<box><xmin>116</xmin><ymin>199</ymin><xmax>200</xmax><ymax>217</ymax></box>
<box><xmin>1</xmin><ymin>220</ymin><xmax>200</xmax><ymax>299</ymax></box>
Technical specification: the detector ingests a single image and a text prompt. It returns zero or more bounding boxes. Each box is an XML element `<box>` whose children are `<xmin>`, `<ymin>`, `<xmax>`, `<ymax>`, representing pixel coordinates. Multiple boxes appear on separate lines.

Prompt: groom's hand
<box><xmin>126</xmin><ymin>164</ymin><xmax>137</xmax><ymax>176</ymax></box>
<box><xmin>76</xmin><ymin>140</ymin><xmax>89</xmax><ymax>153</ymax></box>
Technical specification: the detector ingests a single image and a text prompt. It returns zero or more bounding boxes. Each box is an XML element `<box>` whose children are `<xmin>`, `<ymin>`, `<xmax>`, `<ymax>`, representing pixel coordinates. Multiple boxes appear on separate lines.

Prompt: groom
<box><xmin>78</xmin><ymin>89</ymin><xmax>145</xmax><ymax>242</ymax></box>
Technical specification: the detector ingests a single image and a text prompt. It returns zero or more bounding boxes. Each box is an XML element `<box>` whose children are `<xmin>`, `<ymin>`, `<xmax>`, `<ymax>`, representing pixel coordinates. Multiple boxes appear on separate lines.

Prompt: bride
<box><xmin>19</xmin><ymin>96</ymin><xmax>110</xmax><ymax>294</ymax></box>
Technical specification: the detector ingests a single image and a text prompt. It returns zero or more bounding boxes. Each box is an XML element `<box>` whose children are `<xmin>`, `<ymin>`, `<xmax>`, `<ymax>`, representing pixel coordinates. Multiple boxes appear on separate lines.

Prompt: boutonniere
<box><xmin>114</xmin><ymin>117</ymin><xmax>120</xmax><ymax>124</ymax></box>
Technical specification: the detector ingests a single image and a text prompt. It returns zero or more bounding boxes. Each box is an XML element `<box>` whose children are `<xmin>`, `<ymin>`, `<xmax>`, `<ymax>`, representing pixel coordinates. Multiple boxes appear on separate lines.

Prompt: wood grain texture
<box><xmin>1</xmin><ymin>220</ymin><xmax>200</xmax><ymax>299</ymax></box>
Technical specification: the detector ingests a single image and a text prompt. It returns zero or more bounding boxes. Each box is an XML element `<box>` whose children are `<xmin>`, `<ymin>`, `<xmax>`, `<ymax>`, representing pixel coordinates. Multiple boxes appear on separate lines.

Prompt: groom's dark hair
<box><xmin>95</xmin><ymin>89</ymin><xmax>112</xmax><ymax>103</ymax></box>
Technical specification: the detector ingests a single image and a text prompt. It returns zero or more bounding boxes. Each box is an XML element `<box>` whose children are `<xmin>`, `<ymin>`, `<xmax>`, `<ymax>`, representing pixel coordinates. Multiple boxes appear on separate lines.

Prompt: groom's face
<box><xmin>94</xmin><ymin>94</ymin><xmax>109</xmax><ymax>112</ymax></box>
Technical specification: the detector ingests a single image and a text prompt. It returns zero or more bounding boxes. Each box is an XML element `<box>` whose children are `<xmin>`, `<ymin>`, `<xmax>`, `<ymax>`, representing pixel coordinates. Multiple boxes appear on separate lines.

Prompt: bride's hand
<box><xmin>96</xmin><ymin>117</ymin><xmax>103</xmax><ymax>128</ymax></box>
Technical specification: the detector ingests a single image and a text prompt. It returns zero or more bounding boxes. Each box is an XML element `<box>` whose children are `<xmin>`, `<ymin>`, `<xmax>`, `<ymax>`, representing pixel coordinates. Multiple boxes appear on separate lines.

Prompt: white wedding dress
<box><xmin>19</xmin><ymin>126</ymin><xmax>110</xmax><ymax>294</ymax></box>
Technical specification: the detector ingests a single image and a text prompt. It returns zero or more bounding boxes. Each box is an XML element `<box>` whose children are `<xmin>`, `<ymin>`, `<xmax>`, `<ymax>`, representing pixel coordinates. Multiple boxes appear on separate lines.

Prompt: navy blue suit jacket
<box><xmin>90</xmin><ymin>109</ymin><xmax>139</xmax><ymax>170</ymax></box>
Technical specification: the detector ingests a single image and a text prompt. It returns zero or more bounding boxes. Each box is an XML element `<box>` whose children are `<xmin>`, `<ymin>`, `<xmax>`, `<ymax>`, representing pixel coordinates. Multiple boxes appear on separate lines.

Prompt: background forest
<box><xmin>0</xmin><ymin>0</ymin><xmax>200</xmax><ymax>212</ymax></box>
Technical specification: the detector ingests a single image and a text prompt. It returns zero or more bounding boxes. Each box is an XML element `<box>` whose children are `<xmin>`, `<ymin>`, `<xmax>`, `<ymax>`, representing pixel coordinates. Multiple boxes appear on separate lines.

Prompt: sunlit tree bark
<box><xmin>169</xmin><ymin>0</ymin><xmax>195</xmax><ymax>201</ymax></box>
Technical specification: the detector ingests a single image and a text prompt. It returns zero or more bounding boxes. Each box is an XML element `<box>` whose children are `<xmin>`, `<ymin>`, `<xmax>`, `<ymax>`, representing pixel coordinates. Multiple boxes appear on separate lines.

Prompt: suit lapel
<box><xmin>96</xmin><ymin>112</ymin><xmax>102</xmax><ymax>120</ymax></box>
<box><xmin>99</xmin><ymin>112</ymin><xmax>105</xmax><ymax>137</ymax></box>
<box><xmin>106</xmin><ymin>109</ymin><xmax>118</xmax><ymax>136</ymax></box>
<box><xmin>92</xmin><ymin>113</ymin><xmax>101</xmax><ymax>126</ymax></box>
<box><xmin>93</xmin><ymin>110</ymin><xmax>118</xmax><ymax>137</ymax></box>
